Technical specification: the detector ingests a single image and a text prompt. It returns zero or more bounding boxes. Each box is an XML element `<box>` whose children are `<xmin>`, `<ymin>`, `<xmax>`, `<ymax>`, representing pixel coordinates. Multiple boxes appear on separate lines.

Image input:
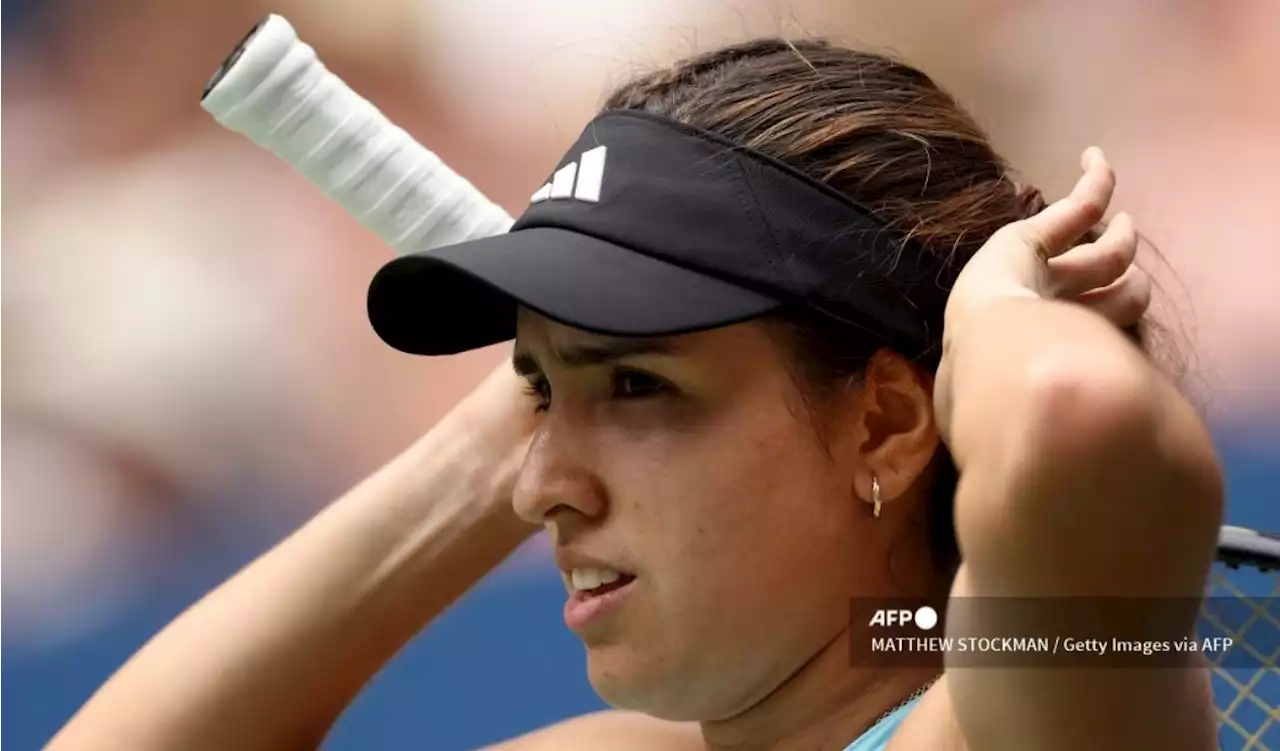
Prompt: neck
<box><xmin>699</xmin><ymin>629</ymin><xmax>938</xmax><ymax>751</ymax></box>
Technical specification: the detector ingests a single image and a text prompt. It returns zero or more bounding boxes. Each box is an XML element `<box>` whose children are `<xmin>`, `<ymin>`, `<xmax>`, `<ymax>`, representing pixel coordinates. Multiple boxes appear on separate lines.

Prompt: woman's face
<box><xmin>511</xmin><ymin>309</ymin><xmax>937</xmax><ymax>721</ymax></box>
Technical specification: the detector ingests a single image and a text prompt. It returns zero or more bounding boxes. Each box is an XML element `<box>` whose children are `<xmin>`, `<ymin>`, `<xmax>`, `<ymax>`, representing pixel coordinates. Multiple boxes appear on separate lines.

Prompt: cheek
<box><xmin>603</xmin><ymin>406</ymin><xmax>855</xmax><ymax>589</ymax></box>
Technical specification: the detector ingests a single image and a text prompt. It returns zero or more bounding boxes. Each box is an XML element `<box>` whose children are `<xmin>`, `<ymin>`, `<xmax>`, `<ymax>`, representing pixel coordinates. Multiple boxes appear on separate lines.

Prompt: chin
<box><xmin>584</xmin><ymin>644</ymin><xmax>717</xmax><ymax>722</ymax></box>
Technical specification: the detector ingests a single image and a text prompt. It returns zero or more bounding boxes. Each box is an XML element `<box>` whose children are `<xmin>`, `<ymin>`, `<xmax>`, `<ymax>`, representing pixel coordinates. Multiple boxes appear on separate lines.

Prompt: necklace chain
<box><xmin>872</xmin><ymin>675</ymin><xmax>938</xmax><ymax>728</ymax></box>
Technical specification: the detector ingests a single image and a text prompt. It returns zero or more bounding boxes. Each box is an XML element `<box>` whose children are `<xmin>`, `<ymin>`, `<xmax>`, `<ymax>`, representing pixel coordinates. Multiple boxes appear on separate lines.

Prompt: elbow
<box><xmin>1019</xmin><ymin>351</ymin><xmax>1224</xmax><ymax>526</ymax></box>
<box><xmin>959</xmin><ymin>353</ymin><xmax>1223</xmax><ymax>596</ymax></box>
<box><xmin>1021</xmin><ymin>354</ymin><xmax>1159</xmax><ymax>457</ymax></box>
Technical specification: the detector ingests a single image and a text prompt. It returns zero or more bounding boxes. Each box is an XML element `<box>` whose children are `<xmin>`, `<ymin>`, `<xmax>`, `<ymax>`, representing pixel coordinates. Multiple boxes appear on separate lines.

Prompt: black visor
<box><xmin>368</xmin><ymin>110</ymin><xmax>930</xmax><ymax>356</ymax></box>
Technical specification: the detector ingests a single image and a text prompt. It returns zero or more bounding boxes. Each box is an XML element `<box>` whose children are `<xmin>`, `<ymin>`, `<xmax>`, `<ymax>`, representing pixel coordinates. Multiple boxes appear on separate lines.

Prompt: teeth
<box><xmin>571</xmin><ymin>567</ymin><xmax>623</xmax><ymax>591</ymax></box>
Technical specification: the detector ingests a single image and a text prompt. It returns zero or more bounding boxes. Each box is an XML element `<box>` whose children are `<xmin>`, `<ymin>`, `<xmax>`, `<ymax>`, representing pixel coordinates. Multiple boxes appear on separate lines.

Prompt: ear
<box><xmin>848</xmin><ymin>350</ymin><xmax>940</xmax><ymax>513</ymax></box>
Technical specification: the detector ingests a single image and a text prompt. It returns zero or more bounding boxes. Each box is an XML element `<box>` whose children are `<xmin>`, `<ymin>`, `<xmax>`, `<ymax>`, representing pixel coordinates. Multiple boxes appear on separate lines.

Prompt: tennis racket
<box><xmin>200</xmin><ymin>16</ymin><xmax>1279</xmax><ymax>748</ymax></box>
<box><xmin>200</xmin><ymin>14</ymin><xmax>514</xmax><ymax>255</ymax></box>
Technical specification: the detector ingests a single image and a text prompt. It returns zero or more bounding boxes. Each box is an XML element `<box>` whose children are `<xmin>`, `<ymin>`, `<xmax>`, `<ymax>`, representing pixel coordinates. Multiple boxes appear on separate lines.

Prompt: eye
<box><xmin>523</xmin><ymin>376</ymin><xmax>551</xmax><ymax>413</ymax></box>
<box><xmin>612</xmin><ymin>369</ymin><xmax>669</xmax><ymax>400</ymax></box>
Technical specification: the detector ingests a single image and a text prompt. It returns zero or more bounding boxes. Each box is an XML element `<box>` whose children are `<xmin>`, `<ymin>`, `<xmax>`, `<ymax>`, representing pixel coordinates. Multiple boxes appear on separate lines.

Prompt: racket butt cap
<box><xmin>201</xmin><ymin>15</ymin><xmax>300</xmax><ymax>116</ymax></box>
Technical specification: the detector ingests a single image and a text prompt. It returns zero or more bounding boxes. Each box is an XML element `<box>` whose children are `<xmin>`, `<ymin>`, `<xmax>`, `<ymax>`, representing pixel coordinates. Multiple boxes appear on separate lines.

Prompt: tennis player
<box><xmin>52</xmin><ymin>41</ymin><xmax>1223</xmax><ymax>751</ymax></box>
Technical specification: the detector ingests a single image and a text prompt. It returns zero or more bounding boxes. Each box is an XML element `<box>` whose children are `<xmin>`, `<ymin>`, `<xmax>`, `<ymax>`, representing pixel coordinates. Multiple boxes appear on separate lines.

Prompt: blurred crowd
<box><xmin>3</xmin><ymin>0</ymin><xmax>1278</xmax><ymax>746</ymax></box>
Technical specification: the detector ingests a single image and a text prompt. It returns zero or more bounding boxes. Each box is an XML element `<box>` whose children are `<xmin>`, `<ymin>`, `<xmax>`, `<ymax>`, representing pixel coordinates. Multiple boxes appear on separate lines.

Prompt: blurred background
<box><xmin>2</xmin><ymin>0</ymin><xmax>1277</xmax><ymax>748</ymax></box>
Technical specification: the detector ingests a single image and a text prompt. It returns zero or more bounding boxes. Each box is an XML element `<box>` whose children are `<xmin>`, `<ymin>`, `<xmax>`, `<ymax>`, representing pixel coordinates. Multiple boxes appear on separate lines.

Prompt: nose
<box><xmin>511</xmin><ymin>416</ymin><xmax>608</xmax><ymax>526</ymax></box>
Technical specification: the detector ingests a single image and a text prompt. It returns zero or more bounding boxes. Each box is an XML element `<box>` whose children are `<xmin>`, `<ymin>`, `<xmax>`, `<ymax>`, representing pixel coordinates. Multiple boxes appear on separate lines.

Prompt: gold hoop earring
<box><xmin>872</xmin><ymin>475</ymin><xmax>883</xmax><ymax>519</ymax></box>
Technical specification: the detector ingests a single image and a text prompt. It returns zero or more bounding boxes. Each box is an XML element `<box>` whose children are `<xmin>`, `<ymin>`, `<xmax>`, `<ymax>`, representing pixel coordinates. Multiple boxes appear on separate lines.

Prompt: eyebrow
<box><xmin>512</xmin><ymin>338</ymin><xmax>680</xmax><ymax>376</ymax></box>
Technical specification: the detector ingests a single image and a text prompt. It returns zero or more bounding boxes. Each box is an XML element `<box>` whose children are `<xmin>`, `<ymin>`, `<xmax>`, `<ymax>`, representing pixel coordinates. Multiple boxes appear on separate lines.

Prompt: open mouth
<box><xmin>565</xmin><ymin>568</ymin><xmax>637</xmax><ymax>599</ymax></box>
<box><xmin>563</xmin><ymin>570</ymin><xmax>638</xmax><ymax>631</ymax></box>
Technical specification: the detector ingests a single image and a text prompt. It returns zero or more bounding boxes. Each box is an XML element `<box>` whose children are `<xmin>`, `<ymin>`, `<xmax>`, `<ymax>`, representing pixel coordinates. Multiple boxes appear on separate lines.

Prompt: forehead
<box><xmin>513</xmin><ymin>308</ymin><xmax>784</xmax><ymax>369</ymax></box>
<box><xmin>513</xmin><ymin>310</ymin><xmax>685</xmax><ymax>374</ymax></box>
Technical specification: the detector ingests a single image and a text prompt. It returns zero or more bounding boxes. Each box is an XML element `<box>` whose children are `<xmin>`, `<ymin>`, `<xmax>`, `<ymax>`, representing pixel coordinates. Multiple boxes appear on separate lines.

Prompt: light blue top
<box><xmin>842</xmin><ymin>694</ymin><xmax>922</xmax><ymax>751</ymax></box>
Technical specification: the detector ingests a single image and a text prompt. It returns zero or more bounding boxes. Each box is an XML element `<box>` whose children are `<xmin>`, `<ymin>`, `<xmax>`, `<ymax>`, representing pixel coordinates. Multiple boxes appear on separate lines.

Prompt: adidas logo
<box><xmin>530</xmin><ymin>145</ymin><xmax>607</xmax><ymax>205</ymax></box>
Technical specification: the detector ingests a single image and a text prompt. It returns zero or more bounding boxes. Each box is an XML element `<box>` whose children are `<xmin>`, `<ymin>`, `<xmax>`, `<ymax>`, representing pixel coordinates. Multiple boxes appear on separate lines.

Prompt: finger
<box><xmin>1076</xmin><ymin>263</ymin><xmax>1152</xmax><ymax>327</ymax></box>
<box><xmin>1047</xmin><ymin>212</ymin><xmax>1139</xmax><ymax>297</ymax></box>
<box><xmin>1015</xmin><ymin>147</ymin><xmax>1115</xmax><ymax>260</ymax></box>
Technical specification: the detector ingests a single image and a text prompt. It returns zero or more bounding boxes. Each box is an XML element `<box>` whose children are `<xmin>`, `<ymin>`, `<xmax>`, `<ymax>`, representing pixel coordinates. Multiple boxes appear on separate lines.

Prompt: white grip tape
<box><xmin>201</xmin><ymin>14</ymin><xmax>514</xmax><ymax>254</ymax></box>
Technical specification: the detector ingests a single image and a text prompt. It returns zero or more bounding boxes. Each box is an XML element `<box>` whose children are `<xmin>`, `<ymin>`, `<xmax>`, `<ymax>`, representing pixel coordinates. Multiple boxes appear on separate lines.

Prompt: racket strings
<box><xmin>1206</xmin><ymin>564</ymin><xmax>1279</xmax><ymax>750</ymax></box>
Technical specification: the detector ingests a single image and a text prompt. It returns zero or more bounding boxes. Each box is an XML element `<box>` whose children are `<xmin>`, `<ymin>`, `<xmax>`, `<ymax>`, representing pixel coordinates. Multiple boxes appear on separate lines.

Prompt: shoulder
<box><xmin>482</xmin><ymin>710</ymin><xmax>703</xmax><ymax>751</ymax></box>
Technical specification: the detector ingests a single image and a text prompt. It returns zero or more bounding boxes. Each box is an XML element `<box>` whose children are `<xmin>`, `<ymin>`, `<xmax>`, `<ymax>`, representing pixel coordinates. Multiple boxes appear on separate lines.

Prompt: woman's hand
<box><xmin>945</xmin><ymin>147</ymin><xmax>1151</xmax><ymax>331</ymax></box>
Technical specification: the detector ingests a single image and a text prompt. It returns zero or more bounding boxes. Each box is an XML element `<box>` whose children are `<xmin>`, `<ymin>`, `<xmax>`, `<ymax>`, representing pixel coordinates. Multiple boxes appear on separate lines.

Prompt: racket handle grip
<box><xmin>200</xmin><ymin>14</ymin><xmax>514</xmax><ymax>254</ymax></box>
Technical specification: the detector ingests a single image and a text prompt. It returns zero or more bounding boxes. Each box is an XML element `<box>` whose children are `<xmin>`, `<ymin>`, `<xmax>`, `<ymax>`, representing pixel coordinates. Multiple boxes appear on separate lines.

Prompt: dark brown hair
<box><xmin>604</xmin><ymin>39</ymin><xmax>1163</xmax><ymax>576</ymax></box>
